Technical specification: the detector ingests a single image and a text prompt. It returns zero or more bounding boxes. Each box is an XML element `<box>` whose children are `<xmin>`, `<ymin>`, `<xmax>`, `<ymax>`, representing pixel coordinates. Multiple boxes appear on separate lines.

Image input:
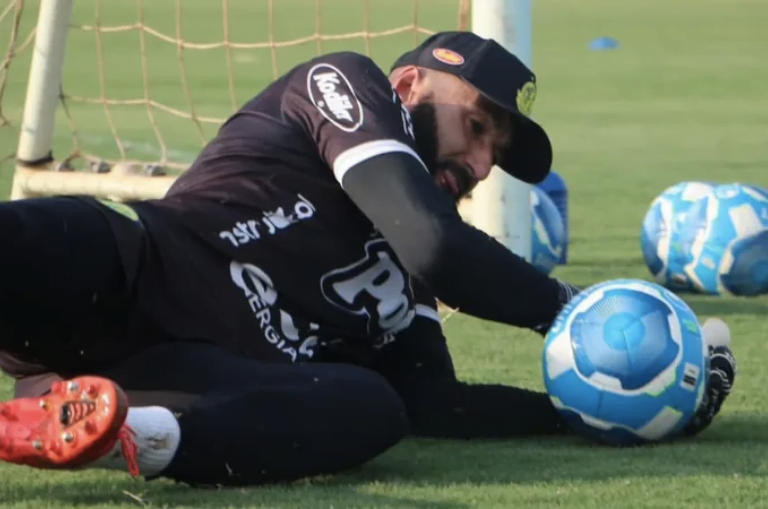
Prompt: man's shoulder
<box><xmin>284</xmin><ymin>51</ymin><xmax>402</xmax><ymax>141</ymax></box>
<box><xmin>304</xmin><ymin>51</ymin><xmax>385</xmax><ymax>75</ymax></box>
<box><xmin>303</xmin><ymin>52</ymin><xmax>392</xmax><ymax>95</ymax></box>
<box><xmin>235</xmin><ymin>51</ymin><xmax>393</xmax><ymax>124</ymax></box>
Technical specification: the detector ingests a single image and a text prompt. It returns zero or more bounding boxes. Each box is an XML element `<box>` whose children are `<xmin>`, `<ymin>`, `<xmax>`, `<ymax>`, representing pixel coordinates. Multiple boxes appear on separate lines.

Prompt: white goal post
<box><xmin>465</xmin><ymin>0</ymin><xmax>533</xmax><ymax>261</ymax></box>
<box><xmin>8</xmin><ymin>0</ymin><xmax>533</xmax><ymax>260</ymax></box>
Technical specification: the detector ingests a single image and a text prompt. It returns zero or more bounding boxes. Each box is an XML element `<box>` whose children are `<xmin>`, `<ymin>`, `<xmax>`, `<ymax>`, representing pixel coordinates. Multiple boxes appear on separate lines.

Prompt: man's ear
<box><xmin>389</xmin><ymin>66</ymin><xmax>423</xmax><ymax>105</ymax></box>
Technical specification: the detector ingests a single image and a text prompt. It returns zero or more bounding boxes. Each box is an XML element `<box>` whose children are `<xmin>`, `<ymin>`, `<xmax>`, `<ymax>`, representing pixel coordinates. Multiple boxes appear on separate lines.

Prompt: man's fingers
<box><xmin>711</xmin><ymin>368</ymin><xmax>733</xmax><ymax>394</ymax></box>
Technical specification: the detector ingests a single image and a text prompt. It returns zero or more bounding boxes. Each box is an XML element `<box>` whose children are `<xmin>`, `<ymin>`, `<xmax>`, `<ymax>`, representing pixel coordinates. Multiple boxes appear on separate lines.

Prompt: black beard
<box><xmin>408</xmin><ymin>101</ymin><xmax>439</xmax><ymax>174</ymax></box>
<box><xmin>409</xmin><ymin>101</ymin><xmax>473</xmax><ymax>202</ymax></box>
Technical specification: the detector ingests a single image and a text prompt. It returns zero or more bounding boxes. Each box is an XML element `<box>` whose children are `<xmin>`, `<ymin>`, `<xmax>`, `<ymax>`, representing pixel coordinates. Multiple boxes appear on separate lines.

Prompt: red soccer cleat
<box><xmin>0</xmin><ymin>376</ymin><xmax>139</xmax><ymax>475</ymax></box>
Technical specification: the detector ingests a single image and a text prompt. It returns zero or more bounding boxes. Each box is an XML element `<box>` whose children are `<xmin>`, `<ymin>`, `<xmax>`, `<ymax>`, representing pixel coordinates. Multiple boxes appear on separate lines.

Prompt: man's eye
<box><xmin>470</xmin><ymin>119</ymin><xmax>485</xmax><ymax>136</ymax></box>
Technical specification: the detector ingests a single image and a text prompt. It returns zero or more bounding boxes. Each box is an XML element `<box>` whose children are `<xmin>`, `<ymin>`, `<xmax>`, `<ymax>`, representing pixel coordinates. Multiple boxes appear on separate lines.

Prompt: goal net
<box><xmin>0</xmin><ymin>0</ymin><xmax>472</xmax><ymax>201</ymax></box>
<box><xmin>1</xmin><ymin>0</ymin><xmax>535</xmax><ymax>259</ymax></box>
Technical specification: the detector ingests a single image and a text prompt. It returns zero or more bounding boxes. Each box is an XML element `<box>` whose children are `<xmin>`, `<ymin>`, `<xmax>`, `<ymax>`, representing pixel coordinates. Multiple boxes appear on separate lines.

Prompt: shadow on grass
<box><xmin>559</xmin><ymin>256</ymin><xmax>647</xmax><ymax>270</ymax></box>
<box><xmin>2</xmin><ymin>469</ymin><xmax>470</xmax><ymax>509</ymax></box>
<box><xmin>2</xmin><ymin>413</ymin><xmax>766</xmax><ymax>507</ymax></box>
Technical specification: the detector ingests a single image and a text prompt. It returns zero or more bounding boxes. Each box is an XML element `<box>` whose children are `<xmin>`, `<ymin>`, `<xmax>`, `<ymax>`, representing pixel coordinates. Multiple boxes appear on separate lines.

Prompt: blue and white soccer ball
<box><xmin>543</xmin><ymin>279</ymin><xmax>708</xmax><ymax>446</ymax></box>
<box><xmin>680</xmin><ymin>183</ymin><xmax>768</xmax><ymax>296</ymax></box>
<box><xmin>531</xmin><ymin>186</ymin><xmax>566</xmax><ymax>275</ymax></box>
<box><xmin>641</xmin><ymin>181</ymin><xmax>716</xmax><ymax>292</ymax></box>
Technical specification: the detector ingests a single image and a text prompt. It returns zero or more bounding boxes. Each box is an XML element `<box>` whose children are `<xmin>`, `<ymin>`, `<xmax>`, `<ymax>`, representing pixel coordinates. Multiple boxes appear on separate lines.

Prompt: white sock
<box><xmin>91</xmin><ymin>406</ymin><xmax>181</xmax><ymax>478</ymax></box>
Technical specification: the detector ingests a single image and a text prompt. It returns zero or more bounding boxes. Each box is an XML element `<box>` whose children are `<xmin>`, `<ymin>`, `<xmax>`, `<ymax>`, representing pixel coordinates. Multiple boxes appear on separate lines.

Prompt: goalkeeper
<box><xmin>0</xmin><ymin>32</ymin><xmax>735</xmax><ymax>488</ymax></box>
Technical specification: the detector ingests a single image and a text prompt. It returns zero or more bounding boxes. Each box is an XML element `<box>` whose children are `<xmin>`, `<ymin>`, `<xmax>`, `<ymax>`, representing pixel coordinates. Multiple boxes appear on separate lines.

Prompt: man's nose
<box><xmin>465</xmin><ymin>148</ymin><xmax>494</xmax><ymax>181</ymax></box>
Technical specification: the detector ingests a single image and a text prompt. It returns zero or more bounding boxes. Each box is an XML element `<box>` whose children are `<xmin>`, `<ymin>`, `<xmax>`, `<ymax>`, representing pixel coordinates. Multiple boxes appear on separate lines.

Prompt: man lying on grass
<box><xmin>0</xmin><ymin>31</ymin><xmax>735</xmax><ymax>488</ymax></box>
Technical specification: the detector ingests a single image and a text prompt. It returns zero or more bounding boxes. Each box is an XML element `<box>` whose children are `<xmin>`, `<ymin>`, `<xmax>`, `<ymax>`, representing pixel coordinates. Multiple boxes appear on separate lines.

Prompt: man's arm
<box><xmin>374</xmin><ymin>311</ymin><xmax>736</xmax><ymax>441</ymax></box>
<box><xmin>341</xmin><ymin>151</ymin><xmax>575</xmax><ymax>331</ymax></box>
<box><xmin>284</xmin><ymin>51</ymin><xmax>574</xmax><ymax>331</ymax></box>
<box><xmin>372</xmin><ymin>310</ymin><xmax>569</xmax><ymax>438</ymax></box>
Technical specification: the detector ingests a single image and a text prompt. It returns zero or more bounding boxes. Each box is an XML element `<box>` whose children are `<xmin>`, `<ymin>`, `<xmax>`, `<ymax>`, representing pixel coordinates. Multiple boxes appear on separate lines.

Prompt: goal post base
<box><xmin>11</xmin><ymin>164</ymin><xmax>177</xmax><ymax>202</ymax></box>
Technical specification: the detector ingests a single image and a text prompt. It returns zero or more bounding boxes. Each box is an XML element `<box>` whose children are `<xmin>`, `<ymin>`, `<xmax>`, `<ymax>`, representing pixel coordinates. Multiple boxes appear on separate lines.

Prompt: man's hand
<box><xmin>532</xmin><ymin>280</ymin><xmax>580</xmax><ymax>336</ymax></box>
<box><xmin>683</xmin><ymin>317</ymin><xmax>737</xmax><ymax>437</ymax></box>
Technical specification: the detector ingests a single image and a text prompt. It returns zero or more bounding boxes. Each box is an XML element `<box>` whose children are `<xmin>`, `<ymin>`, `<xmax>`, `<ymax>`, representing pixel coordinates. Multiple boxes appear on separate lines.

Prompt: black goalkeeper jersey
<box><xmin>123</xmin><ymin>51</ymin><xmax>440</xmax><ymax>364</ymax></box>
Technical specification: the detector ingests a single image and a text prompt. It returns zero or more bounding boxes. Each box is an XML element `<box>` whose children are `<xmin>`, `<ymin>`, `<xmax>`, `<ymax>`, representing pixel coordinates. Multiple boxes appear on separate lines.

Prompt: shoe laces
<box><xmin>117</xmin><ymin>425</ymin><xmax>140</xmax><ymax>477</ymax></box>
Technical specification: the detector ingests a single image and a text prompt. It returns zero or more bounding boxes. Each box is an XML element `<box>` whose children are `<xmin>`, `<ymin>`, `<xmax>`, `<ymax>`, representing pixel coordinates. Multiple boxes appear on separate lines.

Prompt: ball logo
<box><xmin>307</xmin><ymin>63</ymin><xmax>364</xmax><ymax>132</ymax></box>
<box><xmin>516</xmin><ymin>80</ymin><xmax>537</xmax><ymax>117</ymax></box>
<box><xmin>432</xmin><ymin>48</ymin><xmax>465</xmax><ymax>66</ymax></box>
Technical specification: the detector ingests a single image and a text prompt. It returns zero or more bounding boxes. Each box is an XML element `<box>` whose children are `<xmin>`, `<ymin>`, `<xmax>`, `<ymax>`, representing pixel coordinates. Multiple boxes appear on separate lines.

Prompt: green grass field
<box><xmin>1</xmin><ymin>0</ymin><xmax>768</xmax><ymax>507</ymax></box>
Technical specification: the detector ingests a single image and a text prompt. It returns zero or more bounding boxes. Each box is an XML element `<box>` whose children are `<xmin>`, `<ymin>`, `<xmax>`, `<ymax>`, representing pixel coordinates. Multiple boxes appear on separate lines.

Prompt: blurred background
<box><xmin>1</xmin><ymin>0</ymin><xmax>765</xmax><ymax>272</ymax></box>
<box><xmin>0</xmin><ymin>1</ymin><xmax>767</xmax><ymax>507</ymax></box>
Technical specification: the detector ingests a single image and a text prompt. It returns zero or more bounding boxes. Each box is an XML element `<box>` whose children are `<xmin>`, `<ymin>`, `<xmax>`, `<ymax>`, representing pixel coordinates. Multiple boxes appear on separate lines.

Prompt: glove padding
<box><xmin>532</xmin><ymin>280</ymin><xmax>580</xmax><ymax>336</ymax></box>
<box><xmin>682</xmin><ymin>318</ymin><xmax>737</xmax><ymax>437</ymax></box>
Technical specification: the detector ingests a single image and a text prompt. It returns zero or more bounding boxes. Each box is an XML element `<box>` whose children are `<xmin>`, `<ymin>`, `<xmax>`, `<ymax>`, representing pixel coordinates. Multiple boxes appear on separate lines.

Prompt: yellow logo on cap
<box><xmin>516</xmin><ymin>81</ymin><xmax>537</xmax><ymax>117</ymax></box>
<box><xmin>432</xmin><ymin>48</ymin><xmax>465</xmax><ymax>66</ymax></box>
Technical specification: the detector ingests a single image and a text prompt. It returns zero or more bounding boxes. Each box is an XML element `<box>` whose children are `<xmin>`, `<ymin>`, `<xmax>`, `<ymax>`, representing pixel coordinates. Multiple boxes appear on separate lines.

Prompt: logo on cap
<box><xmin>516</xmin><ymin>81</ymin><xmax>537</xmax><ymax>117</ymax></box>
<box><xmin>432</xmin><ymin>48</ymin><xmax>464</xmax><ymax>66</ymax></box>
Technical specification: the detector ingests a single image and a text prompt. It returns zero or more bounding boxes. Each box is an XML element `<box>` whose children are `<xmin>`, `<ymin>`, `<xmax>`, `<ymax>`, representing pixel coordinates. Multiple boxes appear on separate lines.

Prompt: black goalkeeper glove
<box><xmin>532</xmin><ymin>280</ymin><xmax>581</xmax><ymax>337</ymax></box>
<box><xmin>682</xmin><ymin>318</ymin><xmax>736</xmax><ymax>437</ymax></box>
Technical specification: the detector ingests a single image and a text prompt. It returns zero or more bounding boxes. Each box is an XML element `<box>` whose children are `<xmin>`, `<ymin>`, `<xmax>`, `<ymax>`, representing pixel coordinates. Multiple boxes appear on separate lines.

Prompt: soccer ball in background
<box><xmin>542</xmin><ymin>279</ymin><xmax>708</xmax><ymax>446</ymax></box>
<box><xmin>683</xmin><ymin>183</ymin><xmax>768</xmax><ymax>296</ymax></box>
<box><xmin>530</xmin><ymin>186</ymin><xmax>566</xmax><ymax>275</ymax></box>
<box><xmin>640</xmin><ymin>181</ymin><xmax>716</xmax><ymax>292</ymax></box>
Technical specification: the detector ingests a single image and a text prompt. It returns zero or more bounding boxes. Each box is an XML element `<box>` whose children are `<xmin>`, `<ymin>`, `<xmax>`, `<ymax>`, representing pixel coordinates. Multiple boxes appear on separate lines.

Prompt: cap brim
<box><xmin>501</xmin><ymin>113</ymin><xmax>553</xmax><ymax>184</ymax></box>
<box><xmin>462</xmin><ymin>78</ymin><xmax>553</xmax><ymax>184</ymax></box>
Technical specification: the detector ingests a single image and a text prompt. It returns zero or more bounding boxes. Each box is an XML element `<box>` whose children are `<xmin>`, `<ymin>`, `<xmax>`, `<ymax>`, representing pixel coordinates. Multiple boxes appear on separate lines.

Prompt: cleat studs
<box><xmin>39</xmin><ymin>399</ymin><xmax>48</xmax><ymax>410</ymax></box>
<box><xmin>67</xmin><ymin>381</ymin><xmax>80</xmax><ymax>393</ymax></box>
<box><xmin>0</xmin><ymin>406</ymin><xmax>16</xmax><ymax>421</ymax></box>
<box><xmin>50</xmin><ymin>441</ymin><xmax>61</xmax><ymax>455</ymax></box>
<box><xmin>32</xmin><ymin>439</ymin><xmax>43</xmax><ymax>451</ymax></box>
<box><xmin>62</xmin><ymin>432</ymin><xmax>74</xmax><ymax>443</ymax></box>
<box><xmin>84</xmin><ymin>384</ymin><xmax>99</xmax><ymax>398</ymax></box>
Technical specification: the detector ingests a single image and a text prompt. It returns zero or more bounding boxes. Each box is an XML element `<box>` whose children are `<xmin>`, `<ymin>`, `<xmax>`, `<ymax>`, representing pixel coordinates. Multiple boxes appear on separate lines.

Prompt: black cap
<box><xmin>391</xmin><ymin>31</ymin><xmax>552</xmax><ymax>184</ymax></box>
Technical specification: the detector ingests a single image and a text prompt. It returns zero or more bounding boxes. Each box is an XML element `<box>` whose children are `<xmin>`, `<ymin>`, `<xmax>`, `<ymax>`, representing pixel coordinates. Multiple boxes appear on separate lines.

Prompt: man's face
<box><xmin>393</xmin><ymin>68</ymin><xmax>512</xmax><ymax>202</ymax></box>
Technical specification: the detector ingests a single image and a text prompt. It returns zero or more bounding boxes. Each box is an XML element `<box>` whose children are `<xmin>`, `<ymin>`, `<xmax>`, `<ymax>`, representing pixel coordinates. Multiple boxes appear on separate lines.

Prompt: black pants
<box><xmin>0</xmin><ymin>197</ymin><xmax>408</xmax><ymax>486</ymax></box>
<box><xmin>18</xmin><ymin>343</ymin><xmax>408</xmax><ymax>487</ymax></box>
<box><xmin>0</xmin><ymin>196</ymin><xmax>567</xmax><ymax>487</ymax></box>
<box><xmin>109</xmin><ymin>342</ymin><xmax>407</xmax><ymax>486</ymax></box>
